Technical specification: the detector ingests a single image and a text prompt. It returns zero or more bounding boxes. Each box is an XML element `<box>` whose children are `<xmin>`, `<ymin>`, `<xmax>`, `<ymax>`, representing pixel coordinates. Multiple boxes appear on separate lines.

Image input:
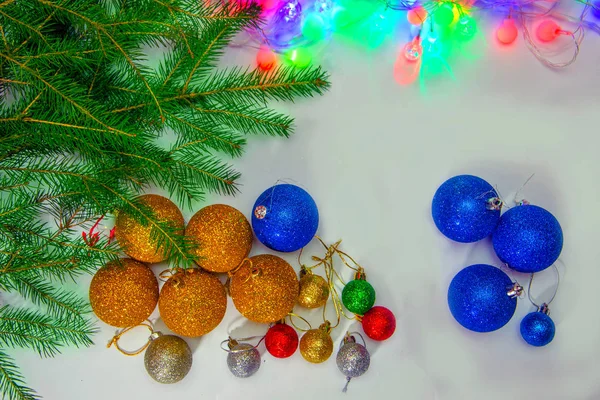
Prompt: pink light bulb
<box><xmin>496</xmin><ymin>19</ymin><xmax>517</xmax><ymax>45</ymax></box>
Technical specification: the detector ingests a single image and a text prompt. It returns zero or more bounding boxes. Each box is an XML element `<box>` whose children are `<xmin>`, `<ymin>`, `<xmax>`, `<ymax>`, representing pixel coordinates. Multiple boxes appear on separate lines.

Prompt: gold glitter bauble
<box><xmin>159</xmin><ymin>268</ymin><xmax>227</xmax><ymax>337</ymax></box>
<box><xmin>299</xmin><ymin>325</ymin><xmax>334</xmax><ymax>363</ymax></box>
<box><xmin>185</xmin><ymin>204</ymin><xmax>253</xmax><ymax>273</ymax></box>
<box><xmin>89</xmin><ymin>259</ymin><xmax>159</xmax><ymax>328</ymax></box>
<box><xmin>230</xmin><ymin>254</ymin><xmax>299</xmax><ymax>324</ymax></box>
<box><xmin>144</xmin><ymin>333</ymin><xmax>193</xmax><ymax>384</ymax></box>
<box><xmin>297</xmin><ymin>272</ymin><xmax>330</xmax><ymax>309</ymax></box>
<box><xmin>115</xmin><ymin>194</ymin><xmax>184</xmax><ymax>263</ymax></box>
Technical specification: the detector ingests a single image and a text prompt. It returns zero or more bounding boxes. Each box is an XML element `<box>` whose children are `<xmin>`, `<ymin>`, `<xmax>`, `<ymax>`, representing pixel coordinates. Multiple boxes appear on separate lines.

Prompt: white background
<box><xmin>15</xmin><ymin>19</ymin><xmax>600</xmax><ymax>400</ymax></box>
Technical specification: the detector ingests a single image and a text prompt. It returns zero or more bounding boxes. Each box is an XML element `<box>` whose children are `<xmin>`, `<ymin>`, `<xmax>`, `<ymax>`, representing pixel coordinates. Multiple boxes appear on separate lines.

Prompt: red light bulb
<box><xmin>256</xmin><ymin>46</ymin><xmax>277</xmax><ymax>71</ymax></box>
<box><xmin>536</xmin><ymin>20</ymin><xmax>564</xmax><ymax>42</ymax></box>
<box><xmin>496</xmin><ymin>19</ymin><xmax>518</xmax><ymax>45</ymax></box>
<box><xmin>407</xmin><ymin>7</ymin><xmax>428</xmax><ymax>26</ymax></box>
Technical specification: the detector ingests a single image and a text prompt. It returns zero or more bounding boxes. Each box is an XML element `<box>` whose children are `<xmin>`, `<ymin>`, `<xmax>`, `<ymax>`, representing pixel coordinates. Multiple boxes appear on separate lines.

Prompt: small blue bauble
<box><xmin>520</xmin><ymin>312</ymin><xmax>555</xmax><ymax>347</ymax></box>
<box><xmin>251</xmin><ymin>184</ymin><xmax>319</xmax><ymax>252</ymax></box>
<box><xmin>448</xmin><ymin>264</ymin><xmax>517</xmax><ymax>333</ymax></box>
<box><xmin>492</xmin><ymin>205</ymin><xmax>563</xmax><ymax>273</ymax></box>
<box><xmin>431</xmin><ymin>175</ymin><xmax>501</xmax><ymax>243</ymax></box>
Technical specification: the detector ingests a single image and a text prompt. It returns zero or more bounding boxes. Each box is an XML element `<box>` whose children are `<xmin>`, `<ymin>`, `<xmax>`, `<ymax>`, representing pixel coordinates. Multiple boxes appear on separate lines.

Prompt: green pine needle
<box><xmin>0</xmin><ymin>0</ymin><xmax>329</xmax><ymax>397</ymax></box>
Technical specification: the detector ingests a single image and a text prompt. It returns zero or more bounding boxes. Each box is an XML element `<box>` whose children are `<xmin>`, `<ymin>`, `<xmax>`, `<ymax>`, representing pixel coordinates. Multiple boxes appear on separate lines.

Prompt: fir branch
<box><xmin>0</xmin><ymin>307</ymin><xmax>96</xmax><ymax>355</ymax></box>
<box><xmin>5</xmin><ymin>274</ymin><xmax>90</xmax><ymax>321</ymax></box>
<box><xmin>0</xmin><ymin>351</ymin><xmax>39</xmax><ymax>400</ymax></box>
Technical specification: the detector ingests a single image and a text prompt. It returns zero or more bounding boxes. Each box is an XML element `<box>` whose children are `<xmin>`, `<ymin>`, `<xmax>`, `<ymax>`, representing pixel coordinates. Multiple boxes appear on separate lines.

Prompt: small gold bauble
<box><xmin>144</xmin><ymin>333</ymin><xmax>193</xmax><ymax>384</ymax></box>
<box><xmin>230</xmin><ymin>254</ymin><xmax>299</xmax><ymax>324</ymax></box>
<box><xmin>185</xmin><ymin>204</ymin><xmax>253</xmax><ymax>273</ymax></box>
<box><xmin>115</xmin><ymin>194</ymin><xmax>184</xmax><ymax>263</ymax></box>
<box><xmin>299</xmin><ymin>324</ymin><xmax>333</xmax><ymax>363</ymax></box>
<box><xmin>89</xmin><ymin>258</ymin><xmax>159</xmax><ymax>328</ymax></box>
<box><xmin>159</xmin><ymin>268</ymin><xmax>227</xmax><ymax>337</ymax></box>
<box><xmin>297</xmin><ymin>272</ymin><xmax>330</xmax><ymax>309</ymax></box>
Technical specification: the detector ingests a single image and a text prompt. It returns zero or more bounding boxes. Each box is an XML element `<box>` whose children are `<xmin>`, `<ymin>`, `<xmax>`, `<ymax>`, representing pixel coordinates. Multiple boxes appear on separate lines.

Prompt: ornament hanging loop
<box><xmin>220</xmin><ymin>335</ymin><xmax>265</xmax><ymax>353</ymax></box>
<box><xmin>528</xmin><ymin>263</ymin><xmax>560</xmax><ymax>310</ymax></box>
<box><xmin>343</xmin><ymin>331</ymin><xmax>367</xmax><ymax>349</ymax></box>
<box><xmin>107</xmin><ymin>321</ymin><xmax>154</xmax><ymax>356</ymax></box>
<box><xmin>287</xmin><ymin>312</ymin><xmax>312</xmax><ymax>332</ymax></box>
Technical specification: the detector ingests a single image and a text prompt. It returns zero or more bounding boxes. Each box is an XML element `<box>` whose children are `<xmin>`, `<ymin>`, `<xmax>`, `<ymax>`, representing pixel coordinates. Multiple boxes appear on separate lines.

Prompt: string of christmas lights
<box><xmin>241</xmin><ymin>0</ymin><xmax>600</xmax><ymax>84</ymax></box>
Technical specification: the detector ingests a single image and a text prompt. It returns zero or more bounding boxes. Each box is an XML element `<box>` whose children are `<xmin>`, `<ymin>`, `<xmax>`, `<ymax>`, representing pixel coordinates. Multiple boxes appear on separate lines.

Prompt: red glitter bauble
<box><xmin>362</xmin><ymin>306</ymin><xmax>396</xmax><ymax>341</ymax></box>
<box><xmin>265</xmin><ymin>323</ymin><xmax>299</xmax><ymax>358</ymax></box>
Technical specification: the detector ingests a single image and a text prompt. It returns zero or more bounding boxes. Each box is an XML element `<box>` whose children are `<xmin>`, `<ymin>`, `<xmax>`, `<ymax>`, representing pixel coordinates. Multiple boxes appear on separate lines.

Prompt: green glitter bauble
<box><xmin>342</xmin><ymin>279</ymin><xmax>376</xmax><ymax>315</ymax></box>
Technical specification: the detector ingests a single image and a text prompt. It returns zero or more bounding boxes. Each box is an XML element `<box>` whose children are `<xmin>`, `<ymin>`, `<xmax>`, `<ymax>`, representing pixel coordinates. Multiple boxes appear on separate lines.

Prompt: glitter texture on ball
<box><xmin>251</xmin><ymin>184</ymin><xmax>319</xmax><ymax>252</ymax></box>
<box><xmin>520</xmin><ymin>312</ymin><xmax>555</xmax><ymax>347</ymax></box>
<box><xmin>89</xmin><ymin>258</ymin><xmax>159</xmax><ymax>328</ymax></box>
<box><xmin>492</xmin><ymin>204</ymin><xmax>563</xmax><ymax>273</ymax></box>
<box><xmin>230</xmin><ymin>254</ymin><xmax>299</xmax><ymax>323</ymax></box>
<box><xmin>159</xmin><ymin>268</ymin><xmax>227</xmax><ymax>337</ymax></box>
<box><xmin>115</xmin><ymin>194</ymin><xmax>185</xmax><ymax>263</ymax></box>
<box><xmin>297</xmin><ymin>272</ymin><xmax>330</xmax><ymax>309</ymax></box>
<box><xmin>336</xmin><ymin>341</ymin><xmax>370</xmax><ymax>378</ymax></box>
<box><xmin>265</xmin><ymin>323</ymin><xmax>299</xmax><ymax>358</ymax></box>
<box><xmin>227</xmin><ymin>343</ymin><xmax>261</xmax><ymax>378</ymax></box>
<box><xmin>185</xmin><ymin>204</ymin><xmax>253</xmax><ymax>273</ymax></box>
<box><xmin>342</xmin><ymin>279</ymin><xmax>375</xmax><ymax>316</ymax></box>
<box><xmin>431</xmin><ymin>175</ymin><xmax>501</xmax><ymax>243</ymax></box>
<box><xmin>448</xmin><ymin>264</ymin><xmax>517</xmax><ymax>333</ymax></box>
<box><xmin>299</xmin><ymin>325</ymin><xmax>333</xmax><ymax>363</ymax></box>
<box><xmin>361</xmin><ymin>306</ymin><xmax>396</xmax><ymax>341</ymax></box>
<box><xmin>144</xmin><ymin>333</ymin><xmax>192</xmax><ymax>384</ymax></box>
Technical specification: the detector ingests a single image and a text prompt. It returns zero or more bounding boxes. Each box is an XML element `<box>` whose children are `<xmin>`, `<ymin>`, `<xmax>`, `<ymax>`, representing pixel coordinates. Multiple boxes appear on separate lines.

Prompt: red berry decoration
<box><xmin>265</xmin><ymin>323</ymin><xmax>299</xmax><ymax>358</ymax></box>
<box><xmin>361</xmin><ymin>306</ymin><xmax>396</xmax><ymax>341</ymax></box>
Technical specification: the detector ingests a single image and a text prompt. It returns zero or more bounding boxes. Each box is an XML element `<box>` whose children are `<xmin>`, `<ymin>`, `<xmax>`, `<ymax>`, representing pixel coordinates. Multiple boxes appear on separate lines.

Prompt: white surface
<box><xmin>17</xmin><ymin>30</ymin><xmax>600</xmax><ymax>400</ymax></box>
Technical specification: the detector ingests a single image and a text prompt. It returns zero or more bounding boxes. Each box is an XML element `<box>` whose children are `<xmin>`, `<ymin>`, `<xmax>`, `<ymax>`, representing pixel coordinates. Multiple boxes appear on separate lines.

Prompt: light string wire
<box><xmin>527</xmin><ymin>263</ymin><xmax>560</xmax><ymax>309</ymax></box>
<box><xmin>240</xmin><ymin>0</ymin><xmax>598</xmax><ymax>69</ymax></box>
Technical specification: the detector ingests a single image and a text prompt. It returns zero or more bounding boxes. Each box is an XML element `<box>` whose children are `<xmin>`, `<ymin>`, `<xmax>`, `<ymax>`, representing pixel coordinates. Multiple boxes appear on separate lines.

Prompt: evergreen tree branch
<box><xmin>0</xmin><ymin>351</ymin><xmax>39</xmax><ymax>400</ymax></box>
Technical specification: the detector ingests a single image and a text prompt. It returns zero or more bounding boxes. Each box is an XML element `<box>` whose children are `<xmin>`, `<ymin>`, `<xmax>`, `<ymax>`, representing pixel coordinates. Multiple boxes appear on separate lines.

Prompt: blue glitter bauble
<box><xmin>431</xmin><ymin>175</ymin><xmax>501</xmax><ymax>243</ymax></box>
<box><xmin>520</xmin><ymin>312</ymin><xmax>555</xmax><ymax>347</ymax></box>
<box><xmin>251</xmin><ymin>184</ymin><xmax>319</xmax><ymax>252</ymax></box>
<box><xmin>492</xmin><ymin>205</ymin><xmax>563</xmax><ymax>273</ymax></box>
<box><xmin>448</xmin><ymin>264</ymin><xmax>517</xmax><ymax>333</ymax></box>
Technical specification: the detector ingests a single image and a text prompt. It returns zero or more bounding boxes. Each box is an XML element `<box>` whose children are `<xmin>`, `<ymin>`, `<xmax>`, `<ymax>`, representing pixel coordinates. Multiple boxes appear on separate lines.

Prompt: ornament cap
<box><xmin>354</xmin><ymin>267</ymin><xmax>367</xmax><ymax>281</ymax></box>
<box><xmin>538</xmin><ymin>303</ymin><xmax>550</xmax><ymax>315</ymax></box>
<box><xmin>486</xmin><ymin>197</ymin><xmax>503</xmax><ymax>211</ymax></box>
<box><xmin>507</xmin><ymin>282</ymin><xmax>524</xmax><ymax>298</ymax></box>
<box><xmin>319</xmin><ymin>321</ymin><xmax>332</xmax><ymax>334</ymax></box>
<box><xmin>149</xmin><ymin>331</ymin><xmax>163</xmax><ymax>341</ymax></box>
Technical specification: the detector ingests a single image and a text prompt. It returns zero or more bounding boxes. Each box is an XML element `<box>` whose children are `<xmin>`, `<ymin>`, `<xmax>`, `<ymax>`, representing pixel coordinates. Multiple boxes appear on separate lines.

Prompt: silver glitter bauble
<box><xmin>227</xmin><ymin>343</ymin><xmax>261</xmax><ymax>378</ymax></box>
<box><xmin>144</xmin><ymin>333</ymin><xmax>192</xmax><ymax>384</ymax></box>
<box><xmin>336</xmin><ymin>341</ymin><xmax>370</xmax><ymax>378</ymax></box>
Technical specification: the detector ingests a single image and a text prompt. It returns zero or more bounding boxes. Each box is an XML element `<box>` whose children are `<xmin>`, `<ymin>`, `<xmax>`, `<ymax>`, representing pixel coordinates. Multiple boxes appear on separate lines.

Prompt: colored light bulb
<box><xmin>403</xmin><ymin>37</ymin><xmax>423</xmax><ymax>61</ymax></box>
<box><xmin>257</xmin><ymin>46</ymin><xmax>277</xmax><ymax>71</ymax></box>
<box><xmin>285</xmin><ymin>48</ymin><xmax>312</xmax><ymax>68</ymax></box>
<box><xmin>434</xmin><ymin>3</ymin><xmax>455</xmax><ymax>26</ymax></box>
<box><xmin>536</xmin><ymin>19</ymin><xmax>564</xmax><ymax>42</ymax></box>
<box><xmin>302</xmin><ymin>14</ymin><xmax>327</xmax><ymax>41</ymax></box>
<box><xmin>407</xmin><ymin>7</ymin><xmax>428</xmax><ymax>26</ymax></box>
<box><xmin>457</xmin><ymin>15</ymin><xmax>476</xmax><ymax>38</ymax></box>
<box><xmin>315</xmin><ymin>0</ymin><xmax>333</xmax><ymax>14</ymax></box>
<box><xmin>593</xmin><ymin>1</ymin><xmax>600</xmax><ymax>19</ymax></box>
<box><xmin>278</xmin><ymin>0</ymin><xmax>303</xmax><ymax>23</ymax></box>
<box><xmin>425</xmin><ymin>33</ymin><xmax>441</xmax><ymax>56</ymax></box>
<box><xmin>496</xmin><ymin>19</ymin><xmax>518</xmax><ymax>44</ymax></box>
